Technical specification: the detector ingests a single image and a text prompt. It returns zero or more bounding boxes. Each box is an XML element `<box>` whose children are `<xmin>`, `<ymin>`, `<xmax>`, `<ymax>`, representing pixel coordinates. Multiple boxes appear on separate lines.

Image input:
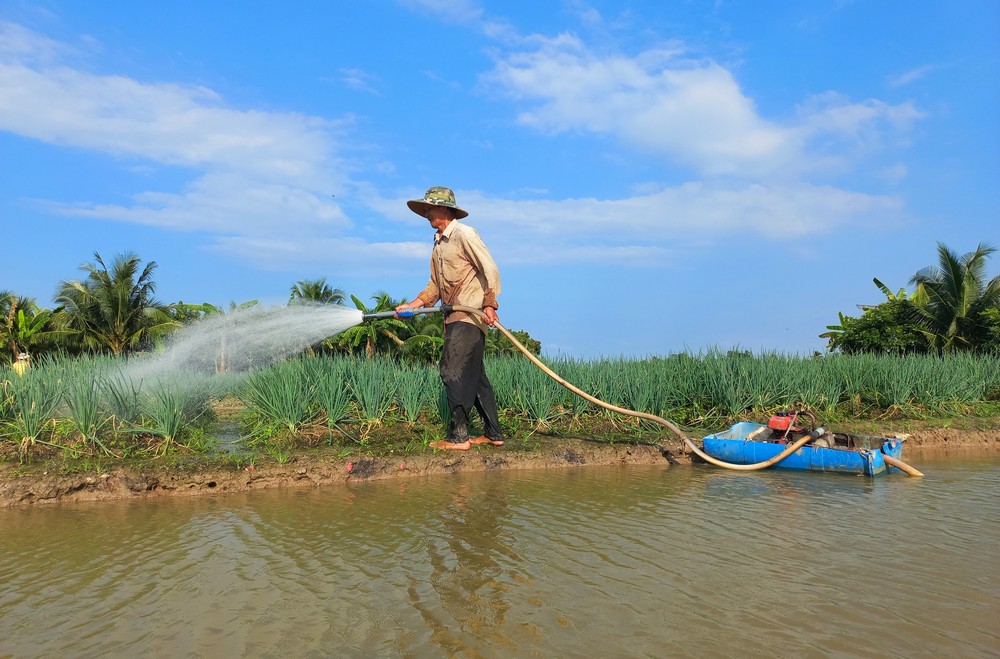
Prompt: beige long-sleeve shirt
<box><xmin>417</xmin><ymin>220</ymin><xmax>501</xmax><ymax>333</ymax></box>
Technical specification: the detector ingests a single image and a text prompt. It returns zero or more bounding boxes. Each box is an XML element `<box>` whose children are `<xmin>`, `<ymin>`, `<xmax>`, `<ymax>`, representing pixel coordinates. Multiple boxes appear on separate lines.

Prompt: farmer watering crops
<box><xmin>396</xmin><ymin>186</ymin><xmax>504</xmax><ymax>451</ymax></box>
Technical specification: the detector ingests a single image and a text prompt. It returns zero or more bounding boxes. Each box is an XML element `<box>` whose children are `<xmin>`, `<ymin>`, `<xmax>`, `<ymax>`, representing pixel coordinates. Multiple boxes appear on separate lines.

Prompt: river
<box><xmin>1</xmin><ymin>452</ymin><xmax>997</xmax><ymax>657</ymax></box>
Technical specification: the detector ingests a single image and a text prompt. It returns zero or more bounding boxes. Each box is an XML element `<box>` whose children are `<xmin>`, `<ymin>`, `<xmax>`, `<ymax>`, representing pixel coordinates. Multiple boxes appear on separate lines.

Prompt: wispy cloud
<box><xmin>0</xmin><ymin>22</ymin><xmax>351</xmax><ymax>242</ymax></box>
<box><xmin>0</xmin><ymin>18</ymin><xmax>916</xmax><ymax>273</ymax></box>
<box><xmin>335</xmin><ymin>67</ymin><xmax>382</xmax><ymax>95</ymax></box>
<box><xmin>396</xmin><ymin>0</ymin><xmax>483</xmax><ymax>24</ymax></box>
<box><xmin>464</xmin><ymin>182</ymin><xmax>902</xmax><ymax>240</ymax></box>
<box><xmin>887</xmin><ymin>63</ymin><xmax>942</xmax><ymax>88</ymax></box>
<box><xmin>485</xmin><ymin>33</ymin><xmax>923</xmax><ymax>179</ymax></box>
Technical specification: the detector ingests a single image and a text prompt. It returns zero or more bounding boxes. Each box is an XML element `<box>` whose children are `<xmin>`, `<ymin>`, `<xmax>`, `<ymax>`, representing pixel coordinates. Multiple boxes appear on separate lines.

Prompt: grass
<box><xmin>1</xmin><ymin>350</ymin><xmax>998</xmax><ymax>468</ymax></box>
<box><xmin>7</xmin><ymin>369</ymin><xmax>62</xmax><ymax>461</ymax></box>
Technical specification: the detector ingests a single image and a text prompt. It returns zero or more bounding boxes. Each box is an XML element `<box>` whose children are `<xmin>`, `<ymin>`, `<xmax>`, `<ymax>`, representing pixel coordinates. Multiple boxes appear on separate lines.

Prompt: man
<box><xmin>396</xmin><ymin>186</ymin><xmax>504</xmax><ymax>450</ymax></box>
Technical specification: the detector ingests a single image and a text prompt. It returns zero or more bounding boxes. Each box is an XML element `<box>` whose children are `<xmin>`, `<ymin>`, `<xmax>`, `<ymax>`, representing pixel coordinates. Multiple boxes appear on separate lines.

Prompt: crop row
<box><xmin>1</xmin><ymin>351</ymin><xmax>998</xmax><ymax>461</ymax></box>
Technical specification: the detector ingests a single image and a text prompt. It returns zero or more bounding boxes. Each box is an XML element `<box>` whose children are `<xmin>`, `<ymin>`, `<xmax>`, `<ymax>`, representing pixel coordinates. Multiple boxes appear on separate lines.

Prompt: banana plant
<box><xmin>0</xmin><ymin>295</ymin><xmax>63</xmax><ymax>363</ymax></box>
<box><xmin>334</xmin><ymin>294</ymin><xmax>408</xmax><ymax>358</ymax></box>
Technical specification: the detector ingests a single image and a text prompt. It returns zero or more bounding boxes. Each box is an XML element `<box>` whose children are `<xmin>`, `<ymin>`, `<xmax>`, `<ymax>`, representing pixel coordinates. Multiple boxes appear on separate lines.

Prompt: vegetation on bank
<box><xmin>822</xmin><ymin>242</ymin><xmax>1000</xmax><ymax>354</ymax></box>
<box><xmin>2</xmin><ymin>351</ymin><xmax>998</xmax><ymax>471</ymax></box>
<box><xmin>1</xmin><ymin>240</ymin><xmax>998</xmax><ymax>473</ymax></box>
<box><xmin>3</xmin><ymin>241</ymin><xmax>998</xmax><ymax>368</ymax></box>
<box><xmin>1</xmin><ymin>251</ymin><xmax>540</xmax><ymax>368</ymax></box>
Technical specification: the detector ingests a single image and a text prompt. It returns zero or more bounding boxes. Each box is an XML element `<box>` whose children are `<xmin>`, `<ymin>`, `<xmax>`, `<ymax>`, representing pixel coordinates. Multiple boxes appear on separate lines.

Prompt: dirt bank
<box><xmin>2</xmin><ymin>427</ymin><xmax>997</xmax><ymax>508</ymax></box>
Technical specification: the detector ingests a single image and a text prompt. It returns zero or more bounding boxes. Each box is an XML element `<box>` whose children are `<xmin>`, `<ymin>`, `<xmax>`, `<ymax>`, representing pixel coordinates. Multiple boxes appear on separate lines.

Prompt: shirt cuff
<box><xmin>483</xmin><ymin>290</ymin><xmax>498</xmax><ymax>309</ymax></box>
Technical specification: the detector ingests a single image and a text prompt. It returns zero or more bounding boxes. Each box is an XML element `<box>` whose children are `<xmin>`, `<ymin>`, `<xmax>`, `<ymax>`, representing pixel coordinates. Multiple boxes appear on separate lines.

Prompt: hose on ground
<box><xmin>447</xmin><ymin>305</ymin><xmax>818</xmax><ymax>471</ymax></box>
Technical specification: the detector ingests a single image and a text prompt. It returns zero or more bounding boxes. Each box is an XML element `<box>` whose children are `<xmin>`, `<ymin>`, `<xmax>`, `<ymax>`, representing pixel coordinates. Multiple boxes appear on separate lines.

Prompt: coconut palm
<box><xmin>54</xmin><ymin>251</ymin><xmax>178</xmax><ymax>356</ymax></box>
<box><xmin>289</xmin><ymin>278</ymin><xmax>345</xmax><ymax>305</ymax></box>
<box><xmin>909</xmin><ymin>242</ymin><xmax>1000</xmax><ymax>353</ymax></box>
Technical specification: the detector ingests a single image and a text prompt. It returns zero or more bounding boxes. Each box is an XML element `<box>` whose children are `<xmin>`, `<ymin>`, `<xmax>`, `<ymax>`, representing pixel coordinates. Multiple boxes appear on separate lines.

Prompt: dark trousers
<box><xmin>440</xmin><ymin>322</ymin><xmax>502</xmax><ymax>441</ymax></box>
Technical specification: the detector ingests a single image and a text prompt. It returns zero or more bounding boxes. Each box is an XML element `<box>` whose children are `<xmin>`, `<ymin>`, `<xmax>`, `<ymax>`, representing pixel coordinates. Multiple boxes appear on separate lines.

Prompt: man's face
<box><xmin>424</xmin><ymin>205</ymin><xmax>452</xmax><ymax>232</ymax></box>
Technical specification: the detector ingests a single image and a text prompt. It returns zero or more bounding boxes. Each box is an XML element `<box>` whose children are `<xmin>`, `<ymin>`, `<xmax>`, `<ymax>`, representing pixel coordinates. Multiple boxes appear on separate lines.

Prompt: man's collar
<box><xmin>435</xmin><ymin>219</ymin><xmax>460</xmax><ymax>243</ymax></box>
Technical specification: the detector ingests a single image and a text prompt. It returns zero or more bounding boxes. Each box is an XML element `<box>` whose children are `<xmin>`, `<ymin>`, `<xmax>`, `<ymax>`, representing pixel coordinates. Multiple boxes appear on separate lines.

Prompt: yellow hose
<box><xmin>882</xmin><ymin>454</ymin><xmax>924</xmax><ymax>477</ymax></box>
<box><xmin>448</xmin><ymin>305</ymin><xmax>815</xmax><ymax>471</ymax></box>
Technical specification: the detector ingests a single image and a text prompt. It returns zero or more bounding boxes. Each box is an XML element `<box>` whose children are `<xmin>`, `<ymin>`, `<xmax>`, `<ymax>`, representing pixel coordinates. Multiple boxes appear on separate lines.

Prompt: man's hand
<box><xmin>395</xmin><ymin>299</ymin><xmax>423</xmax><ymax>318</ymax></box>
<box><xmin>484</xmin><ymin>306</ymin><xmax>499</xmax><ymax>327</ymax></box>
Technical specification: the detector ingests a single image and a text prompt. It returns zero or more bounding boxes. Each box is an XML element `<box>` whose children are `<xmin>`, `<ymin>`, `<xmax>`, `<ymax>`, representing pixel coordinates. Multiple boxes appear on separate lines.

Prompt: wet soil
<box><xmin>1</xmin><ymin>425</ymin><xmax>997</xmax><ymax>508</ymax></box>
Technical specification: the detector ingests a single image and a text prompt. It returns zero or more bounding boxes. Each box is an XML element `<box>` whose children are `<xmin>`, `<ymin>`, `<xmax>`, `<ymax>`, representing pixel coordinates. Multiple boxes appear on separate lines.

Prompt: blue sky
<box><xmin>1</xmin><ymin>0</ymin><xmax>997</xmax><ymax>357</ymax></box>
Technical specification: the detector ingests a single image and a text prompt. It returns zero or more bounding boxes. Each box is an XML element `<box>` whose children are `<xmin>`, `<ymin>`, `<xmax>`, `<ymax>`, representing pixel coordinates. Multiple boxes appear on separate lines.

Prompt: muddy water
<box><xmin>1</xmin><ymin>453</ymin><xmax>998</xmax><ymax>658</ymax></box>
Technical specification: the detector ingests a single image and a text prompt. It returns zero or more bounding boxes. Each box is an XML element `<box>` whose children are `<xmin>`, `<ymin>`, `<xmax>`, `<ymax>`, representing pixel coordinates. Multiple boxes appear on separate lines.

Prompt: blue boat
<box><xmin>701</xmin><ymin>421</ymin><xmax>906</xmax><ymax>477</ymax></box>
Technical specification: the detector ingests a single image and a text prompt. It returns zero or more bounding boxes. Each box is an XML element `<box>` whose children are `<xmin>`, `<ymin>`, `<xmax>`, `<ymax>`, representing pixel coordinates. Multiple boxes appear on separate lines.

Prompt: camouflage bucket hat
<box><xmin>406</xmin><ymin>186</ymin><xmax>469</xmax><ymax>219</ymax></box>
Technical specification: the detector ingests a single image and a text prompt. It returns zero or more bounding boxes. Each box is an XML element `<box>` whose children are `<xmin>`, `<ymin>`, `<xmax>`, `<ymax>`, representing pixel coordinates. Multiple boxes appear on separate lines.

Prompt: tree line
<box><xmin>3</xmin><ymin>241</ymin><xmax>997</xmax><ymax>366</ymax></box>
<box><xmin>821</xmin><ymin>242</ymin><xmax>1000</xmax><ymax>355</ymax></box>
<box><xmin>1</xmin><ymin>251</ymin><xmax>541</xmax><ymax>366</ymax></box>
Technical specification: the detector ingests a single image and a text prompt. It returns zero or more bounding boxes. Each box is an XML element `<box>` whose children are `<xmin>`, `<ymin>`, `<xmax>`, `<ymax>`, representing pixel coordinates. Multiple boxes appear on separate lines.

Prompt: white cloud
<box><xmin>887</xmin><ymin>64</ymin><xmax>941</xmax><ymax>88</ymax></box>
<box><xmin>360</xmin><ymin>181</ymin><xmax>904</xmax><ymax>270</ymax></box>
<box><xmin>796</xmin><ymin>92</ymin><xmax>924</xmax><ymax>141</ymax></box>
<box><xmin>0</xmin><ymin>59</ymin><xmax>337</xmax><ymax>180</ymax></box>
<box><xmin>0</xmin><ymin>22</ymin><xmax>350</xmax><ymax>241</ymax></box>
<box><xmin>462</xmin><ymin>182</ymin><xmax>902</xmax><ymax>240</ymax></box>
<box><xmin>208</xmin><ymin>235</ymin><xmax>431</xmax><ymax>274</ymax></box>
<box><xmin>0</xmin><ymin>21</ymin><xmax>70</xmax><ymax>64</ymax></box>
<box><xmin>397</xmin><ymin>0</ymin><xmax>483</xmax><ymax>24</ymax></box>
<box><xmin>43</xmin><ymin>171</ymin><xmax>350</xmax><ymax>235</ymax></box>
<box><xmin>335</xmin><ymin>67</ymin><xmax>382</xmax><ymax>95</ymax></box>
<box><xmin>486</xmin><ymin>34</ymin><xmax>923</xmax><ymax>179</ymax></box>
<box><xmin>0</xmin><ymin>20</ymin><xmax>915</xmax><ymax>274</ymax></box>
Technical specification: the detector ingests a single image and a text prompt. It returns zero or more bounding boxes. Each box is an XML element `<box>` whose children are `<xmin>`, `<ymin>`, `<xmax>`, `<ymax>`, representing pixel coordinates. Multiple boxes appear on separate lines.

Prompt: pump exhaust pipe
<box><xmin>361</xmin><ymin>305</ymin><xmax>452</xmax><ymax>321</ymax></box>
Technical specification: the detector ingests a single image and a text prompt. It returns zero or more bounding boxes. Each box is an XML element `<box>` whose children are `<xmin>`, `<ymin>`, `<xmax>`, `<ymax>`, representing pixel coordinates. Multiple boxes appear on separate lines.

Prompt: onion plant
<box><xmin>395</xmin><ymin>364</ymin><xmax>434</xmax><ymax>423</ymax></box>
<box><xmin>7</xmin><ymin>369</ymin><xmax>62</xmax><ymax>461</ymax></box>
<box><xmin>309</xmin><ymin>356</ymin><xmax>353</xmax><ymax>440</ymax></box>
<box><xmin>435</xmin><ymin>384</ymin><xmax>450</xmax><ymax>426</ymax></box>
<box><xmin>65</xmin><ymin>374</ymin><xmax>116</xmax><ymax>456</ymax></box>
<box><xmin>138</xmin><ymin>380</ymin><xmax>209</xmax><ymax>456</ymax></box>
<box><xmin>485</xmin><ymin>356</ymin><xmax>521</xmax><ymax>411</ymax></box>
<box><xmin>0</xmin><ymin>374</ymin><xmax>13</xmax><ymax>424</ymax></box>
<box><xmin>515</xmin><ymin>365</ymin><xmax>563</xmax><ymax>430</ymax></box>
<box><xmin>347</xmin><ymin>357</ymin><xmax>397</xmax><ymax>422</ymax></box>
<box><xmin>102</xmin><ymin>373</ymin><xmax>144</xmax><ymax>429</ymax></box>
<box><xmin>239</xmin><ymin>359</ymin><xmax>316</xmax><ymax>439</ymax></box>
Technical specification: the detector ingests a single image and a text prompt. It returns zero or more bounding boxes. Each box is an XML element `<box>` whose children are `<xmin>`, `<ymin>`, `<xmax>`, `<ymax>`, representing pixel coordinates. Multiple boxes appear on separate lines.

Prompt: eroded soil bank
<box><xmin>2</xmin><ymin>426</ymin><xmax>998</xmax><ymax>508</ymax></box>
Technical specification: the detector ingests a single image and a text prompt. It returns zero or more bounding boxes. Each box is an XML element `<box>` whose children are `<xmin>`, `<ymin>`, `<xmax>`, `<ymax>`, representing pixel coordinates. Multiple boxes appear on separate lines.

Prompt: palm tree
<box><xmin>909</xmin><ymin>242</ymin><xmax>1000</xmax><ymax>352</ymax></box>
<box><xmin>54</xmin><ymin>251</ymin><xmax>178</xmax><ymax>356</ymax></box>
<box><xmin>289</xmin><ymin>278</ymin><xmax>345</xmax><ymax>305</ymax></box>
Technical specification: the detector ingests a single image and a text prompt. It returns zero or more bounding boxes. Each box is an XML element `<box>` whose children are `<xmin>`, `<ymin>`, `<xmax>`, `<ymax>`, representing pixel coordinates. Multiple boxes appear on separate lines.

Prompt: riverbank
<box><xmin>2</xmin><ymin>423</ymin><xmax>998</xmax><ymax>508</ymax></box>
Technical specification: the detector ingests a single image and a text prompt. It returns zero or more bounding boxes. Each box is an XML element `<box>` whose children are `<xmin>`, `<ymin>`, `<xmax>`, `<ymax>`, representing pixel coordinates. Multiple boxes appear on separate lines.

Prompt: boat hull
<box><xmin>701</xmin><ymin>422</ymin><xmax>905</xmax><ymax>477</ymax></box>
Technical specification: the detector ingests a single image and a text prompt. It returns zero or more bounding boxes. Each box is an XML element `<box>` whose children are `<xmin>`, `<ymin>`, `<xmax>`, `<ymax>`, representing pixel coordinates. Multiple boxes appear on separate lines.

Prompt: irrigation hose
<box><xmin>445</xmin><ymin>304</ymin><xmax>821</xmax><ymax>472</ymax></box>
<box><xmin>443</xmin><ymin>305</ymin><xmax>926</xmax><ymax>476</ymax></box>
<box><xmin>882</xmin><ymin>454</ymin><xmax>924</xmax><ymax>477</ymax></box>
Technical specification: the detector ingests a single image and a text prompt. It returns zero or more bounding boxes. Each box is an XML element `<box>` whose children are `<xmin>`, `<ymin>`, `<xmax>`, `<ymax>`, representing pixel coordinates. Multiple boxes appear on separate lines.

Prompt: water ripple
<box><xmin>1</xmin><ymin>459</ymin><xmax>998</xmax><ymax>657</ymax></box>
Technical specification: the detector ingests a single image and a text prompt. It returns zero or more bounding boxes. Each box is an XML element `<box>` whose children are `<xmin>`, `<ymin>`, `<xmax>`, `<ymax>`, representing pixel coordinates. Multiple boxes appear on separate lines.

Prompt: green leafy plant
<box><xmin>347</xmin><ymin>357</ymin><xmax>398</xmax><ymax>422</ymax></box>
<box><xmin>65</xmin><ymin>374</ymin><xmax>117</xmax><ymax>456</ymax></box>
<box><xmin>8</xmin><ymin>370</ymin><xmax>62</xmax><ymax>461</ymax></box>
<box><xmin>238</xmin><ymin>359</ymin><xmax>315</xmax><ymax>439</ymax></box>
<box><xmin>137</xmin><ymin>381</ymin><xmax>207</xmax><ymax>456</ymax></box>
